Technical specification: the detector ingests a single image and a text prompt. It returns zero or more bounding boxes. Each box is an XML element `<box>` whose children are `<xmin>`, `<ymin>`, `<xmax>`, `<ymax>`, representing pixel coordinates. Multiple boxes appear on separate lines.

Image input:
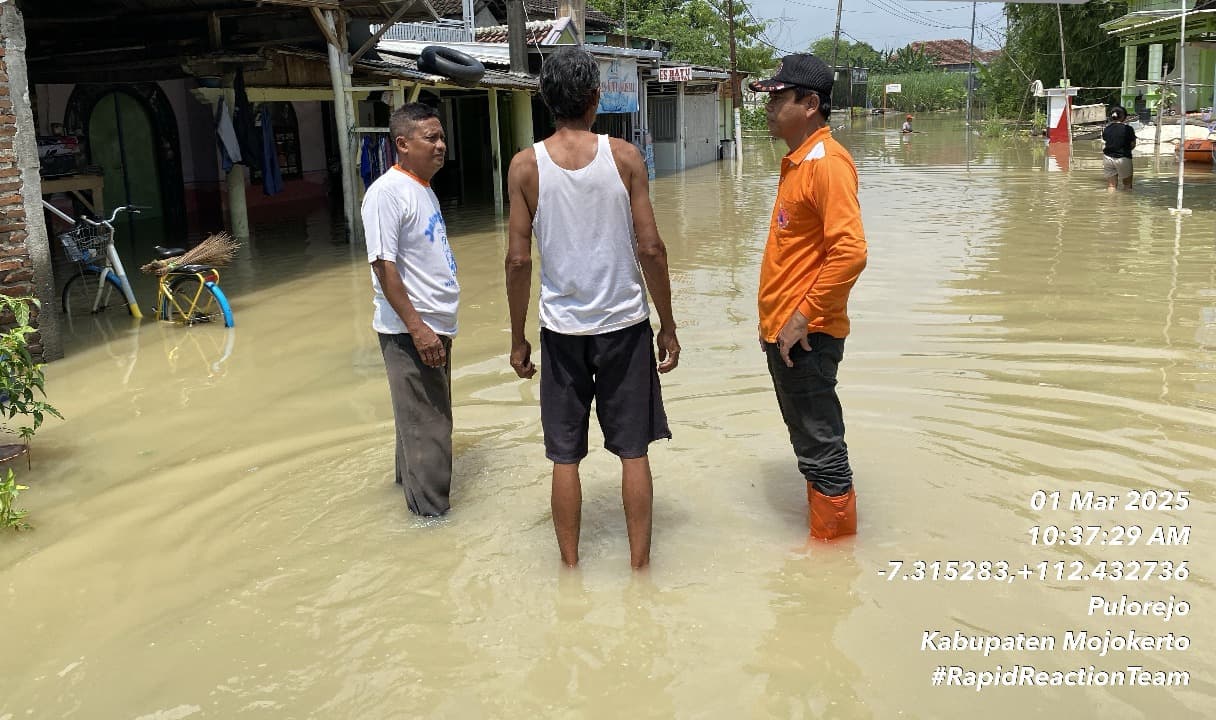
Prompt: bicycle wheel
<box><xmin>165</xmin><ymin>275</ymin><xmax>234</xmax><ymax>327</ymax></box>
<box><xmin>61</xmin><ymin>270</ymin><xmax>130</xmax><ymax>317</ymax></box>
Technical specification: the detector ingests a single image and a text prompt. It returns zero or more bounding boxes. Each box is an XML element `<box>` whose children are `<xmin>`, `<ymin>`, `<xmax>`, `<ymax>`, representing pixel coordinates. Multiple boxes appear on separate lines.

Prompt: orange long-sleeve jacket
<box><xmin>759</xmin><ymin>126</ymin><xmax>867</xmax><ymax>342</ymax></box>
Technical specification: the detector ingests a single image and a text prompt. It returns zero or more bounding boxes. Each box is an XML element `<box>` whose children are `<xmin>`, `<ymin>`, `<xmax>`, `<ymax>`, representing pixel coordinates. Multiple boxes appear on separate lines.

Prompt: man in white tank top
<box><xmin>505</xmin><ymin>46</ymin><xmax>681</xmax><ymax>570</ymax></box>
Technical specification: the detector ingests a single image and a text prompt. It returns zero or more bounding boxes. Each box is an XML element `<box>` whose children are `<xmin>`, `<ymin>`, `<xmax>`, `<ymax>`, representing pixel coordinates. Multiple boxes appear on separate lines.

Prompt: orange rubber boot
<box><xmin>808</xmin><ymin>486</ymin><xmax>857</xmax><ymax>540</ymax></box>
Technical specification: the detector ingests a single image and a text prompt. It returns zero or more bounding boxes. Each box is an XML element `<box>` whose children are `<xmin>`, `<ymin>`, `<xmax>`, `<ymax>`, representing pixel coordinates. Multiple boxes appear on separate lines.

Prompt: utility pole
<box><xmin>831</xmin><ymin>0</ymin><xmax>843</xmax><ymax>73</ymax></box>
<box><xmin>727</xmin><ymin>0</ymin><xmax>741</xmax><ymax>160</ymax></box>
<box><xmin>966</xmin><ymin>1</ymin><xmax>975</xmax><ymax>127</ymax></box>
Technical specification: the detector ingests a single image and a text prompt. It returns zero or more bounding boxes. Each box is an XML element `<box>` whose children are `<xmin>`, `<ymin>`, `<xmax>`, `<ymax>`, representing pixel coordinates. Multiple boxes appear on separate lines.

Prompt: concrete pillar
<box><xmin>2</xmin><ymin>2</ymin><xmax>61</xmax><ymax>360</ymax></box>
<box><xmin>676</xmin><ymin>82</ymin><xmax>686</xmax><ymax>170</ymax></box>
<box><xmin>1122</xmin><ymin>45</ymin><xmax>1139</xmax><ymax>109</ymax></box>
<box><xmin>488</xmin><ymin>89</ymin><xmax>503</xmax><ymax>213</ymax></box>
<box><xmin>511</xmin><ymin>90</ymin><xmax>533</xmax><ymax>153</ymax></box>
<box><xmin>1148</xmin><ymin>43</ymin><xmax>1164</xmax><ymax>108</ymax></box>
<box><xmin>221</xmin><ymin>81</ymin><xmax>250</xmax><ymax>240</ymax></box>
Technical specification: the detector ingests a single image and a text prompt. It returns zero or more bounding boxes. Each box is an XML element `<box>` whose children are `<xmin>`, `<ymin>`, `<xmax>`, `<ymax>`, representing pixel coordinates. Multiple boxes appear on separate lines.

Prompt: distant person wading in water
<box><xmin>505</xmin><ymin>46</ymin><xmax>681</xmax><ymax>570</ymax></box>
<box><xmin>901</xmin><ymin>114</ymin><xmax>913</xmax><ymax>133</ymax></box>
<box><xmin>1102</xmin><ymin>106</ymin><xmax>1136</xmax><ymax>191</ymax></box>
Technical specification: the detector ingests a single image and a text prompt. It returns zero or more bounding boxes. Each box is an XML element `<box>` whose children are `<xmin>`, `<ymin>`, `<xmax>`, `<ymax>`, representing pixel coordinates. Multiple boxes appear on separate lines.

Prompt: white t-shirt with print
<box><xmin>362</xmin><ymin>167</ymin><xmax>459</xmax><ymax>337</ymax></box>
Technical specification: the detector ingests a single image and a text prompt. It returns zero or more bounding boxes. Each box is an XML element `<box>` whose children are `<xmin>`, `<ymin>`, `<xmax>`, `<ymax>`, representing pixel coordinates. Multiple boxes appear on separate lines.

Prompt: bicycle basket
<box><xmin>58</xmin><ymin>224</ymin><xmax>110</xmax><ymax>264</ymax></box>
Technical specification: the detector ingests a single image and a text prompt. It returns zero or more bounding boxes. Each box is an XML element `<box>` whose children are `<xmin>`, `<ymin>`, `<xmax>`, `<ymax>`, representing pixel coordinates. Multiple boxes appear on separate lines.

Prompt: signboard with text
<box><xmin>598</xmin><ymin>58</ymin><xmax>639</xmax><ymax>113</ymax></box>
<box><xmin>885</xmin><ymin>83</ymin><xmax>902</xmax><ymax>94</ymax></box>
<box><xmin>658</xmin><ymin>66</ymin><xmax>694</xmax><ymax>83</ymax></box>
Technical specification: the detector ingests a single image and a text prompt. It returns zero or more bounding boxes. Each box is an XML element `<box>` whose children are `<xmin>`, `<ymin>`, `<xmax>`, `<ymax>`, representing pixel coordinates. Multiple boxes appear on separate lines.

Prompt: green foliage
<box><xmin>808</xmin><ymin>37</ymin><xmax>882</xmax><ymax>69</ymax></box>
<box><xmin>740</xmin><ymin>103</ymin><xmax>767</xmax><ymax>130</ymax></box>
<box><xmin>807</xmin><ymin>39</ymin><xmax>941</xmax><ymax>74</ymax></box>
<box><xmin>867</xmin><ymin>72</ymin><xmax>968</xmax><ymax>112</ymax></box>
<box><xmin>0</xmin><ymin>468</ymin><xmax>30</xmax><ymax>530</ymax></box>
<box><xmin>0</xmin><ymin>296</ymin><xmax>61</xmax><ymax>446</ymax></box>
<box><xmin>1032</xmin><ymin>109</ymin><xmax>1047</xmax><ymax>134</ymax></box>
<box><xmin>979</xmin><ymin>113</ymin><xmax>1009</xmax><ymax>138</ymax></box>
<box><xmin>588</xmin><ymin>0</ymin><xmax>776</xmax><ymax>73</ymax></box>
<box><xmin>980</xmin><ymin>3</ymin><xmax>1125</xmax><ymax>118</ymax></box>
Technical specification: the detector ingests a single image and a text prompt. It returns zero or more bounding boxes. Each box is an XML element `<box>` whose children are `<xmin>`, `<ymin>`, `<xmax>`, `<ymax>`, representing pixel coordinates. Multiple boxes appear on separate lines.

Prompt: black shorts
<box><xmin>540</xmin><ymin>320</ymin><xmax>672</xmax><ymax>463</ymax></box>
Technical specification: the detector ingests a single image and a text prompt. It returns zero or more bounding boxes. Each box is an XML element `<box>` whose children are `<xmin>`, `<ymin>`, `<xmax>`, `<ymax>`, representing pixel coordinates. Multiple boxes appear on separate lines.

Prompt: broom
<box><xmin>140</xmin><ymin>232</ymin><xmax>240</xmax><ymax>276</ymax></box>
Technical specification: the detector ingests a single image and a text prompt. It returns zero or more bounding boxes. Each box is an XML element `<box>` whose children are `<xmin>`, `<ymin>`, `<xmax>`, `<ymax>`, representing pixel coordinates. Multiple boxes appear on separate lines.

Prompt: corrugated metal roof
<box><xmin>274</xmin><ymin>44</ymin><xmax>537</xmax><ymax>89</ymax></box>
<box><xmin>371</xmin><ymin>51</ymin><xmax>539</xmax><ymax>89</ymax></box>
<box><xmin>474</xmin><ymin>19</ymin><xmax>567</xmax><ymax>45</ymax></box>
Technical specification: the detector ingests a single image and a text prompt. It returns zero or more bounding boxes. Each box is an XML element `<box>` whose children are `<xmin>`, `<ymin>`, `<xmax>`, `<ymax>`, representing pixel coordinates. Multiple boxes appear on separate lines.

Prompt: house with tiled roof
<box><xmin>908</xmin><ymin>39</ymin><xmax>1000</xmax><ymax>73</ymax></box>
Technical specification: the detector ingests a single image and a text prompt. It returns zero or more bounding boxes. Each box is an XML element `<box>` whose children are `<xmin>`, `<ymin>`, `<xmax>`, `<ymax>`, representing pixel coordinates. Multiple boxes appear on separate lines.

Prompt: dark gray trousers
<box><xmin>765</xmin><ymin>333</ymin><xmax>853</xmax><ymax>496</ymax></box>
<box><xmin>378</xmin><ymin>333</ymin><xmax>453</xmax><ymax>516</ymax></box>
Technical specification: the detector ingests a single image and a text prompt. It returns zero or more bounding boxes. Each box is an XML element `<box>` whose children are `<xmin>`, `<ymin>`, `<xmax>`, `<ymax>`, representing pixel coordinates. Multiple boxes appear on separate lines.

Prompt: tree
<box><xmin>980</xmin><ymin>3</ymin><xmax>1124</xmax><ymax>118</ymax></box>
<box><xmin>588</xmin><ymin>0</ymin><xmax>776</xmax><ymax>73</ymax></box>
<box><xmin>808</xmin><ymin>37</ymin><xmax>881</xmax><ymax>69</ymax></box>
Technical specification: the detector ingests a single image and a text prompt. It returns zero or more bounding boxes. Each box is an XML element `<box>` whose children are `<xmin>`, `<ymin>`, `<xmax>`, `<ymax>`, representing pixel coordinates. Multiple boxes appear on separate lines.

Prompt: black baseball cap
<box><xmin>749</xmin><ymin>54</ymin><xmax>834</xmax><ymax>98</ymax></box>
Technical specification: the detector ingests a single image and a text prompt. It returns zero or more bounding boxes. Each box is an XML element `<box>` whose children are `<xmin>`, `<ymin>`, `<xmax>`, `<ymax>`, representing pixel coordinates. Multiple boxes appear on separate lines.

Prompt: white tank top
<box><xmin>533</xmin><ymin>134</ymin><xmax>649</xmax><ymax>335</ymax></box>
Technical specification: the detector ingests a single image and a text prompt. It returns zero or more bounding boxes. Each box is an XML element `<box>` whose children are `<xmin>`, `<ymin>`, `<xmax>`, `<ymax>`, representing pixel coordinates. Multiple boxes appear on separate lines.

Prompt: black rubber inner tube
<box><xmin>418</xmin><ymin>46</ymin><xmax>486</xmax><ymax>85</ymax></box>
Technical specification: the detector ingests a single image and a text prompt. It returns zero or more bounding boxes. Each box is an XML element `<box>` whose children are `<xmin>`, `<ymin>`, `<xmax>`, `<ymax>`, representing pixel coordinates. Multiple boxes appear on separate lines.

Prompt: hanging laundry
<box><xmin>360</xmin><ymin>136</ymin><xmax>376</xmax><ymax>189</ymax></box>
<box><xmin>260</xmin><ymin>106</ymin><xmax>284</xmax><ymax>196</ymax></box>
<box><xmin>382</xmin><ymin>134</ymin><xmax>395</xmax><ymax>172</ymax></box>
<box><xmin>215</xmin><ymin>97</ymin><xmax>241</xmax><ymax>172</ymax></box>
<box><xmin>232</xmin><ymin>67</ymin><xmax>264</xmax><ymax>168</ymax></box>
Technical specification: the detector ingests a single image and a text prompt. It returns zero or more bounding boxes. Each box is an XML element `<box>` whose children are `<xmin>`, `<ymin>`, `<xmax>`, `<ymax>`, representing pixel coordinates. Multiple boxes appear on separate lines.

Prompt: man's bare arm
<box><xmin>505</xmin><ymin>149</ymin><xmax>538</xmax><ymax>379</ymax></box>
<box><xmin>371</xmin><ymin>259</ymin><xmax>446</xmax><ymax>367</ymax></box>
<box><xmin>614</xmin><ymin>139</ymin><xmax>680</xmax><ymax>372</ymax></box>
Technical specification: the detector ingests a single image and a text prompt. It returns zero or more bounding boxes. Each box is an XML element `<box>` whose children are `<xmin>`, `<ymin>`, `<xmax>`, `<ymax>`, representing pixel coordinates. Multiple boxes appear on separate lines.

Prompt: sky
<box><xmin>743</xmin><ymin>0</ymin><xmax>1011</xmax><ymax>56</ymax></box>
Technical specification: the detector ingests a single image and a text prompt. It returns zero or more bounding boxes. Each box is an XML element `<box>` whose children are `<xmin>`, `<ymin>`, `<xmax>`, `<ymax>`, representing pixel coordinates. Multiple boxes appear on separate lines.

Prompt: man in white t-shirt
<box><xmin>361</xmin><ymin>103</ymin><xmax>458</xmax><ymax>516</ymax></box>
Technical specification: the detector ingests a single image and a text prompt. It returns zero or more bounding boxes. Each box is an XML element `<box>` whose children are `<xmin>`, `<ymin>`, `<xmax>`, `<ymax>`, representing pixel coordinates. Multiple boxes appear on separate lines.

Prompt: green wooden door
<box><xmin>89</xmin><ymin>92</ymin><xmax>164</xmax><ymax>218</ymax></box>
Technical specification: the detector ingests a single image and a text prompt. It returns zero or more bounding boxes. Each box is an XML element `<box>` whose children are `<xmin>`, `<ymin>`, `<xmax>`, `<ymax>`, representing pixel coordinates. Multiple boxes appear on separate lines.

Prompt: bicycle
<box><xmin>51</xmin><ymin>203</ymin><xmax>235</xmax><ymax>327</ymax></box>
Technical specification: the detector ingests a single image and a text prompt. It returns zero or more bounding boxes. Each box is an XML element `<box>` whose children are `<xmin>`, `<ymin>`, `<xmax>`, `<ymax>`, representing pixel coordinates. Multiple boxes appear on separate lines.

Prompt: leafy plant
<box><xmin>1032</xmin><ymin>109</ymin><xmax>1047</xmax><ymax>135</ymax></box>
<box><xmin>0</xmin><ymin>468</ymin><xmax>30</xmax><ymax>530</ymax></box>
<box><xmin>740</xmin><ymin>103</ymin><xmax>767</xmax><ymax>131</ymax></box>
<box><xmin>0</xmin><ymin>295</ymin><xmax>62</xmax><ymax>452</ymax></box>
<box><xmin>980</xmin><ymin>113</ymin><xmax>1008</xmax><ymax>138</ymax></box>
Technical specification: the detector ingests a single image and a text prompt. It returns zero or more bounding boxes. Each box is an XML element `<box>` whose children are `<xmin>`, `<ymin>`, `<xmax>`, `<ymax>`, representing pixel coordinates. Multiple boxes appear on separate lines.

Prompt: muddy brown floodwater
<box><xmin>3</xmin><ymin>115</ymin><xmax>1214</xmax><ymax>718</ymax></box>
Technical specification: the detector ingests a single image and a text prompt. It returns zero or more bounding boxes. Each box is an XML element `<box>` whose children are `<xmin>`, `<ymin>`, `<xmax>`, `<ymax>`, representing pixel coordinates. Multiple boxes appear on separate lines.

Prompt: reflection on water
<box><xmin>4</xmin><ymin>114</ymin><xmax>1214</xmax><ymax>718</ymax></box>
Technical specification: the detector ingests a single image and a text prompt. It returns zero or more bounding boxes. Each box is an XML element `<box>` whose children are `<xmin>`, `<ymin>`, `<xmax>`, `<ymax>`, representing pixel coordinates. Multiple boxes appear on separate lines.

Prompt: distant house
<box><xmin>1102</xmin><ymin>0</ymin><xmax>1216</xmax><ymax>113</ymax></box>
<box><xmin>908</xmin><ymin>40</ymin><xmax>1000</xmax><ymax>73</ymax></box>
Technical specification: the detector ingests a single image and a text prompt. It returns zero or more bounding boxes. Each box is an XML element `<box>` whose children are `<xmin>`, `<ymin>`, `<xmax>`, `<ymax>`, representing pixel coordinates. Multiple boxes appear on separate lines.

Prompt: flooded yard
<box><xmin>3</xmin><ymin>115</ymin><xmax>1215</xmax><ymax>718</ymax></box>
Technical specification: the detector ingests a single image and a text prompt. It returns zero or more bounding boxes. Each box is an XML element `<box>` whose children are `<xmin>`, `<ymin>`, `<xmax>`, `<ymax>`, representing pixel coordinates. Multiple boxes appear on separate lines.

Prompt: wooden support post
<box><xmin>319</xmin><ymin>8</ymin><xmax>357</xmax><ymax>240</ymax></box>
<box><xmin>488</xmin><ymin>89</ymin><xmax>503</xmax><ymax>214</ymax></box>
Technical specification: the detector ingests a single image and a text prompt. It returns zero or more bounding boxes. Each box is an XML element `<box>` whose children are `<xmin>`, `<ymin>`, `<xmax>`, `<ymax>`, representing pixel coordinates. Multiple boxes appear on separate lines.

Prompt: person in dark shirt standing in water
<box><xmin>1102</xmin><ymin>106</ymin><xmax>1137</xmax><ymax>191</ymax></box>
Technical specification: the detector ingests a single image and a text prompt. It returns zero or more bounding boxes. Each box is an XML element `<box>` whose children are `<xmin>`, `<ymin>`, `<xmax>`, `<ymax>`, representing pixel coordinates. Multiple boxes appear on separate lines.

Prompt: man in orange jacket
<box><xmin>750</xmin><ymin>54</ymin><xmax>867</xmax><ymax>540</ymax></box>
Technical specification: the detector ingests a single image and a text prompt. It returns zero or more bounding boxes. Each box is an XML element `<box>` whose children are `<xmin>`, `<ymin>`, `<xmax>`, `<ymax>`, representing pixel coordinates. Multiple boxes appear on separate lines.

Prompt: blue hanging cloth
<box><xmin>360</xmin><ymin>136</ymin><xmax>375</xmax><ymax>189</ymax></box>
<box><xmin>260</xmin><ymin>106</ymin><xmax>284</xmax><ymax>196</ymax></box>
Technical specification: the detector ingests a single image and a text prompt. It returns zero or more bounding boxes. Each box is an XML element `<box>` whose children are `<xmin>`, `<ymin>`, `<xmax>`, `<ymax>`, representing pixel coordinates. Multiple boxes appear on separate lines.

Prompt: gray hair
<box><xmin>540</xmin><ymin>46</ymin><xmax>600</xmax><ymax>120</ymax></box>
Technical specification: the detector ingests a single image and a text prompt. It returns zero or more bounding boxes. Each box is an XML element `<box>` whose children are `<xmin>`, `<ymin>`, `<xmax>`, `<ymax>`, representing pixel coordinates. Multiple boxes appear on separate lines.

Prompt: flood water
<box><xmin>4</xmin><ymin>114</ymin><xmax>1215</xmax><ymax>718</ymax></box>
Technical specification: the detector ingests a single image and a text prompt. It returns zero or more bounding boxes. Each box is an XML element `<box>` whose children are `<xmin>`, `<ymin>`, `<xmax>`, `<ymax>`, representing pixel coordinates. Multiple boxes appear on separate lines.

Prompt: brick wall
<box><xmin>0</xmin><ymin>1</ymin><xmax>59</xmax><ymax>361</ymax></box>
